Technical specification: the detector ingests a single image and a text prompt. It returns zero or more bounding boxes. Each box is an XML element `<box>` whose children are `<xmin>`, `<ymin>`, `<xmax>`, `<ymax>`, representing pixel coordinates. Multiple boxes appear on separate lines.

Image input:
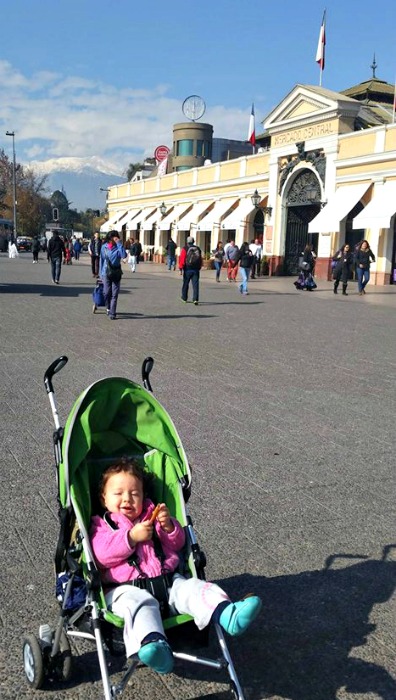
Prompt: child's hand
<box><xmin>156</xmin><ymin>504</ymin><xmax>175</xmax><ymax>533</ymax></box>
<box><xmin>129</xmin><ymin>521</ymin><xmax>153</xmax><ymax>545</ymax></box>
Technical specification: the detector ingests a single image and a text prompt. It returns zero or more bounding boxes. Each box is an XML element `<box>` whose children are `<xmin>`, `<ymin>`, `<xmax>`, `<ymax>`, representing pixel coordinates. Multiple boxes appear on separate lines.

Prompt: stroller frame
<box><xmin>23</xmin><ymin>356</ymin><xmax>247</xmax><ymax>700</ymax></box>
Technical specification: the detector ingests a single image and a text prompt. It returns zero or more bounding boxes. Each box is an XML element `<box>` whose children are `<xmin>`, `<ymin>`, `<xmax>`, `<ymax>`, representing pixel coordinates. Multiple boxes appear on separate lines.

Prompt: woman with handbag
<box><xmin>99</xmin><ymin>231</ymin><xmax>127</xmax><ymax>320</ymax></box>
<box><xmin>295</xmin><ymin>244</ymin><xmax>317</xmax><ymax>291</ymax></box>
<box><xmin>332</xmin><ymin>244</ymin><xmax>354</xmax><ymax>295</ymax></box>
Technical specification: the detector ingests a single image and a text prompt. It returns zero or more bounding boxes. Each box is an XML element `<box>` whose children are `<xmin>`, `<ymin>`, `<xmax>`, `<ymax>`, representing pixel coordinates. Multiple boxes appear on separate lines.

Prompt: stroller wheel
<box><xmin>23</xmin><ymin>634</ymin><xmax>44</xmax><ymax>689</ymax></box>
<box><xmin>51</xmin><ymin>630</ymin><xmax>73</xmax><ymax>683</ymax></box>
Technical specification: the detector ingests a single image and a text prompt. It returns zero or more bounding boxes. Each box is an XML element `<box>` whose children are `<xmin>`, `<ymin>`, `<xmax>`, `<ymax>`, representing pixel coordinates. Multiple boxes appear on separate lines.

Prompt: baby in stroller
<box><xmin>23</xmin><ymin>357</ymin><xmax>260</xmax><ymax>700</ymax></box>
<box><xmin>91</xmin><ymin>458</ymin><xmax>262</xmax><ymax>675</ymax></box>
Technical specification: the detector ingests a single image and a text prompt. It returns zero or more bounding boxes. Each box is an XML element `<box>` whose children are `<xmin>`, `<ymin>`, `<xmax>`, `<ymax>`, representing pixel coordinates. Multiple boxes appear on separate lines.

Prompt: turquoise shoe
<box><xmin>138</xmin><ymin>639</ymin><xmax>174</xmax><ymax>674</ymax></box>
<box><xmin>219</xmin><ymin>596</ymin><xmax>262</xmax><ymax>637</ymax></box>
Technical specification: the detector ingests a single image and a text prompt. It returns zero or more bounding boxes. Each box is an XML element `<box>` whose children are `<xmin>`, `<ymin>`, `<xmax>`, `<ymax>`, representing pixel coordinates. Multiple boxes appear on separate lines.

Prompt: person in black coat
<box><xmin>31</xmin><ymin>236</ymin><xmax>40</xmax><ymax>263</ymax></box>
<box><xmin>332</xmin><ymin>243</ymin><xmax>354</xmax><ymax>296</ymax></box>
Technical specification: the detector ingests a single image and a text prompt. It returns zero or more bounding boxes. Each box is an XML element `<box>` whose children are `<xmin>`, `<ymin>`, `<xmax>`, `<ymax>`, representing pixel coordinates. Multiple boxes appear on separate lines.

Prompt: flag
<box><xmin>316</xmin><ymin>10</ymin><xmax>326</xmax><ymax>70</ymax></box>
<box><xmin>248</xmin><ymin>103</ymin><xmax>256</xmax><ymax>146</ymax></box>
<box><xmin>393</xmin><ymin>80</ymin><xmax>396</xmax><ymax>123</ymax></box>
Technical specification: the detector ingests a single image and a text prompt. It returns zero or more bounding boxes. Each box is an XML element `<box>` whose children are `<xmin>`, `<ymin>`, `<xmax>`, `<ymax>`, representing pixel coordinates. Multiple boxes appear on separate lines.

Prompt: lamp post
<box><xmin>251</xmin><ymin>189</ymin><xmax>272</xmax><ymax>218</ymax></box>
<box><xmin>6</xmin><ymin>131</ymin><xmax>17</xmax><ymax>242</ymax></box>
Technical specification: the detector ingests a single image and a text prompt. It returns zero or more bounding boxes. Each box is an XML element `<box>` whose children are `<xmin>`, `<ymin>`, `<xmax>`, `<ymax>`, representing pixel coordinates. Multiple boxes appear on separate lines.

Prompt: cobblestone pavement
<box><xmin>0</xmin><ymin>252</ymin><xmax>395</xmax><ymax>700</ymax></box>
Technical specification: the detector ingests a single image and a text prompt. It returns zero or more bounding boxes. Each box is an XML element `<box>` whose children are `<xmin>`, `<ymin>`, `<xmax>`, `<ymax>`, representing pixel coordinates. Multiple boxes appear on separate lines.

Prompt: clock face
<box><xmin>182</xmin><ymin>95</ymin><xmax>206</xmax><ymax>121</ymax></box>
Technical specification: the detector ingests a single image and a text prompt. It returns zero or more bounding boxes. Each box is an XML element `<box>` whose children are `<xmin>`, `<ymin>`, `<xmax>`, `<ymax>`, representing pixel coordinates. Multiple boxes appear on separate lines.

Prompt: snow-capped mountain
<box><xmin>29</xmin><ymin>156</ymin><xmax>126</xmax><ymax>211</ymax></box>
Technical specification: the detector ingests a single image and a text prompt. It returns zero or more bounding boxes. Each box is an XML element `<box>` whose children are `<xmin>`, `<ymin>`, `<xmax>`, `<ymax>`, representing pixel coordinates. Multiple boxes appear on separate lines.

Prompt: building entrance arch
<box><xmin>283</xmin><ymin>169</ymin><xmax>321</xmax><ymax>275</ymax></box>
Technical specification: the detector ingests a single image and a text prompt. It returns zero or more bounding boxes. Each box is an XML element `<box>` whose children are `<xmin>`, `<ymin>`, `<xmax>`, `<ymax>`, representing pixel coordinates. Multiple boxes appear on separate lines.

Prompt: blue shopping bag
<box><xmin>92</xmin><ymin>281</ymin><xmax>105</xmax><ymax>307</ymax></box>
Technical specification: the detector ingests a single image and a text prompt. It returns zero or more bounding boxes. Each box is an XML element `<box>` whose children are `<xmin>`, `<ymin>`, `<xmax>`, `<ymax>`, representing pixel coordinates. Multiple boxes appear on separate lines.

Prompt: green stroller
<box><xmin>22</xmin><ymin>356</ymin><xmax>249</xmax><ymax>699</ymax></box>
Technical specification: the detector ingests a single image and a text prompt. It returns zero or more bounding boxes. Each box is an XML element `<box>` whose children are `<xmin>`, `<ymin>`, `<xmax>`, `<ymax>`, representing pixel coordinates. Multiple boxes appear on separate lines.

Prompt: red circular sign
<box><xmin>154</xmin><ymin>145</ymin><xmax>170</xmax><ymax>162</ymax></box>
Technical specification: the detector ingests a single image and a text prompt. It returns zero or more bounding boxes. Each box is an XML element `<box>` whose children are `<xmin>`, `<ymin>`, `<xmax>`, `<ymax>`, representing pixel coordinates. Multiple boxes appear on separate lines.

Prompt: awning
<box><xmin>142</xmin><ymin>208</ymin><xmax>161</xmax><ymax>230</ymax></box>
<box><xmin>308</xmin><ymin>183</ymin><xmax>371</xmax><ymax>233</ymax></box>
<box><xmin>220</xmin><ymin>198</ymin><xmax>255</xmax><ymax>230</ymax></box>
<box><xmin>100</xmin><ymin>210</ymin><xmax>126</xmax><ymax>233</ymax></box>
<box><xmin>159</xmin><ymin>203</ymin><xmax>192</xmax><ymax>231</ymax></box>
<box><xmin>126</xmin><ymin>207</ymin><xmax>156</xmax><ymax>230</ymax></box>
<box><xmin>352</xmin><ymin>180</ymin><xmax>396</xmax><ymax>230</ymax></box>
<box><xmin>197</xmin><ymin>198</ymin><xmax>238</xmax><ymax>230</ymax></box>
<box><xmin>114</xmin><ymin>209</ymin><xmax>141</xmax><ymax>232</ymax></box>
<box><xmin>176</xmin><ymin>200</ymin><xmax>213</xmax><ymax>230</ymax></box>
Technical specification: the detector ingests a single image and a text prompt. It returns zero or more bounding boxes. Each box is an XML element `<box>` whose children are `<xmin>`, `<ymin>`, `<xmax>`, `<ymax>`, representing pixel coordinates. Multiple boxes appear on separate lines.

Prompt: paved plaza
<box><xmin>0</xmin><ymin>251</ymin><xmax>395</xmax><ymax>700</ymax></box>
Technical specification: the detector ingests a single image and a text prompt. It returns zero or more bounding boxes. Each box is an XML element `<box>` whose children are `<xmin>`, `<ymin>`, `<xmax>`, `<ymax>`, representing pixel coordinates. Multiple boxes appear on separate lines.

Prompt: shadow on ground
<box><xmin>205</xmin><ymin>545</ymin><xmax>396</xmax><ymax>700</ymax></box>
<box><xmin>39</xmin><ymin>546</ymin><xmax>396</xmax><ymax>700</ymax></box>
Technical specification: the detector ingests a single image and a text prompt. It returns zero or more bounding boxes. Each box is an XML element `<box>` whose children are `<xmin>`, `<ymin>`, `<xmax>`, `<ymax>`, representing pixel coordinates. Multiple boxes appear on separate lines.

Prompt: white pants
<box><xmin>106</xmin><ymin>574</ymin><xmax>230</xmax><ymax>657</ymax></box>
<box><xmin>128</xmin><ymin>255</ymin><xmax>137</xmax><ymax>272</ymax></box>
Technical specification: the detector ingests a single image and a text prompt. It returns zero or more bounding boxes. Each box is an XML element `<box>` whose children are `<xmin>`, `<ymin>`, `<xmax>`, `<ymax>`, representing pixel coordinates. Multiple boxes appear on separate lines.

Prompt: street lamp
<box><xmin>159</xmin><ymin>201</ymin><xmax>167</xmax><ymax>216</ymax></box>
<box><xmin>6</xmin><ymin>131</ymin><xmax>17</xmax><ymax>241</ymax></box>
<box><xmin>251</xmin><ymin>189</ymin><xmax>272</xmax><ymax>217</ymax></box>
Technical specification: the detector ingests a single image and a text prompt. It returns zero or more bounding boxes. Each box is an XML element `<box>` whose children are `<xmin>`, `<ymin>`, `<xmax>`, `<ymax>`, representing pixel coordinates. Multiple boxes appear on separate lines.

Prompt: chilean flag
<box><xmin>316</xmin><ymin>11</ymin><xmax>326</xmax><ymax>70</ymax></box>
<box><xmin>248</xmin><ymin>103</ymin><xmax>256</xmax><ymax>146</ymax></box>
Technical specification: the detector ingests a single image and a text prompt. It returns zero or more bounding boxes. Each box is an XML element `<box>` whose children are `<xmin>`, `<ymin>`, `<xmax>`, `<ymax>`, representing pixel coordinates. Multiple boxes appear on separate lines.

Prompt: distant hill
<box><xmin>29</xmin><ymin>156</ymin><xmax>126</xmax><ymax>211</ymax></box>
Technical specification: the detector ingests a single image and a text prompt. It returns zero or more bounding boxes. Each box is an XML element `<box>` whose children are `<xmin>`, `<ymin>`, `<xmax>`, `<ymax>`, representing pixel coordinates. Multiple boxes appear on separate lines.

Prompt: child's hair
<box><xmin>99</xmin><ymin>458</ymin><xmax>145</xmax><ymax>501</ymax></box>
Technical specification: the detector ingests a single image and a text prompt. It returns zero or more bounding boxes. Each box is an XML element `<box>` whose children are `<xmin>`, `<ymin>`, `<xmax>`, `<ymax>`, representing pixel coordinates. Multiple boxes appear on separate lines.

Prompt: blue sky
<box><xmin>0</xmin><ymin>0</ymin><xmax>394</xmax><ymax>174</ymax></box>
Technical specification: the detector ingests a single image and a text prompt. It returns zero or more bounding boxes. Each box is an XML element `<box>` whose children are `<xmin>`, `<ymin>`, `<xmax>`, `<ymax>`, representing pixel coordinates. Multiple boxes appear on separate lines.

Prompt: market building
<box><xmin>102</xmin><ymin>75</ymin><xmax>396</xmax><ymax>285</ymax></box>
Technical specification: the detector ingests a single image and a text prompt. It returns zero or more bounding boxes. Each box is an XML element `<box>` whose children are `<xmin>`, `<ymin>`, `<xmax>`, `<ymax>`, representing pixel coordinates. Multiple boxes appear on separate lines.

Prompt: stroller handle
<box><xmin>44</xmin><ymin>355</ymin><xmax>69</xmax><ymax>395</ymax></box>
<box><xmin>142</xmin><ymin>356</ymin><xmax>154</xmax><ymax>392</ymax></box>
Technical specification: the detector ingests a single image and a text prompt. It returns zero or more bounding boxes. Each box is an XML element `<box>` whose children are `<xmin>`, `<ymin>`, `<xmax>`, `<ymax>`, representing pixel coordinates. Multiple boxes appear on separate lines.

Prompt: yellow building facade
<box><xmin>104</xmin><ymin>84</ymin><xmax>396</xmax><ymax>285</ymax></box>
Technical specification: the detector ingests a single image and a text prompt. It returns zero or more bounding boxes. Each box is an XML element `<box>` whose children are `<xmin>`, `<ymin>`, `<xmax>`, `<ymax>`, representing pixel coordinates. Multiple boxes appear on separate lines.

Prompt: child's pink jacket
<box><xmin>90</xmin><ymin>499</ymin><xmax>185</xmax><ymax>585</ymax></box>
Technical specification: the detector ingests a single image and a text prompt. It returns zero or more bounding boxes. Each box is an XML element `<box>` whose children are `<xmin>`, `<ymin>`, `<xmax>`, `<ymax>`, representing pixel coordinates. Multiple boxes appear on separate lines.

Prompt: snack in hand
<box><xmin>148</xmin><ymin>504</ymin><xmax>161</xmax><ymax>525</ymax></box>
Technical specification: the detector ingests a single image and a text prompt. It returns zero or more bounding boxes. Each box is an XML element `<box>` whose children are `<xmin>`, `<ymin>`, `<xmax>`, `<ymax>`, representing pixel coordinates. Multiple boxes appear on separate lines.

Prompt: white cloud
<box><xmin>0</xmin><ymin>61</ymin><xmax>251</xmax><ymax>170</ymax></box>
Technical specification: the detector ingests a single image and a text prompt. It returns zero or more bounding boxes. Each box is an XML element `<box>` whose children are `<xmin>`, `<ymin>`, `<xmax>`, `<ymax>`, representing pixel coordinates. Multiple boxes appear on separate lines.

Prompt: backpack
<box><xmin>185</xmin><ymin>245</ymin><xmax>202</xmax><ymax>269</ymax></box>
<box><xmin>105</xmin><ymin>249</ymin><xmax>123</xmax><ymax>283</ymax></box>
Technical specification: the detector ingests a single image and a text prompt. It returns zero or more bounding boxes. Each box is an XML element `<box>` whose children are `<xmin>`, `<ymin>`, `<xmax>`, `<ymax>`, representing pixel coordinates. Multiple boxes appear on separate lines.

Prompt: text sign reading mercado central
<box><xmin>272</xmin><ymin>120</ymin><xmax>336</xmax><ymax>147</ymax></box>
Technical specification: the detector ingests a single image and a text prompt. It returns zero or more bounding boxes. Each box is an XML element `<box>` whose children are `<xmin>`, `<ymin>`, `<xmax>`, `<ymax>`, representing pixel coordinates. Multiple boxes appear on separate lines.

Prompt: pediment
<box><xmin>264</xmin><ymin>84</ymin><xmax>361</xmax><ymax>133</ymax></box>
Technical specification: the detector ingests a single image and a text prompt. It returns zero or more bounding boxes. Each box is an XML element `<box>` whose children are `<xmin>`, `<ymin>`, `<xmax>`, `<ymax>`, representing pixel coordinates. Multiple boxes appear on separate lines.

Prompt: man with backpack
<box><xmin>178</xmin><ymin>236</ymin><xmax>202</xmax><ymax>305</ymax></box>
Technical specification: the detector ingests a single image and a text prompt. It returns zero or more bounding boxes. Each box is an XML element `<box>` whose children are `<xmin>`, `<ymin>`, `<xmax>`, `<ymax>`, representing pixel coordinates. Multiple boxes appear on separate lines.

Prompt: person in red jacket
<box><xmin>179</xmin><ymin>236</ymin><xmax>203</xmax><ymax>305</ymax></box>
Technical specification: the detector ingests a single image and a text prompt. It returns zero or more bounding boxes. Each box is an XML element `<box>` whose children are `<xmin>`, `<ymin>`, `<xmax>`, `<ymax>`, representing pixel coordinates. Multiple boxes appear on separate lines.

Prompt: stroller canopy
<box><xmin>59</xmin><ymin>377</ymin><xmax>191</xmax><ymax>529</ymax></box>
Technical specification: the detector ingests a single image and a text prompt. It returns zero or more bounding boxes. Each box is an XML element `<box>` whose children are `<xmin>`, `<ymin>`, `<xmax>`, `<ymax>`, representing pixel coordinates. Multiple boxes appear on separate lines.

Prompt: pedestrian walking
<box><xmin>332</xmin><ymin>244</ymin><xmax>354</xmax><ymax>296</ymax></box>
<box><xmin>89</xmin><ymin>231</ymin><xmax>102</xmax><ymax>278</ymax></box>
<box><xmin>8</xmin><ymin>240</ymin><xmax>19</xmax><ymax>258</ymax></box>
<box><xmin>73</xmin><ymin>237</ymin><xmax>82</xmax><ymax>261</ymax></box>
<box><xmin>225</xmin><ymin>240</ymin><xmax>239</xmax><ymax>282</ymax></box>
<box><xmin>212</xmin><ymin>241</ymin><xmax>225</xmax><ymax>282</ymax></box>
<box><xmin>165</xmin><ymin>237</ymin><xmax>177</xmax><ymax>271</ymax></box>
<box><xmin>179</xmin><ymin>236</ymin><xmax>202</xmax><ymax>305</ymax></box>
<box><xmin>47</xmin><ymin>231</ymin><xmax>66</xmax><ymax>284</ymax></box>
<box><xmin>31</xmin><ymin>236</ymin><xmax>40</xmax><ymax>263</ymax></box>
<box><xmin>99</xmin><ymin>230</ymin><xmax>127</xmax><ymax>320</ymax></box>
<box><xmin>238</xmin><ymin>242</ymin><xmax>254</xmax><ymax>295</ymax></box>
<box><xmin>294</xmin><ymin>244</ymin><xmax>317</xmax><ymax>291</ymax></box>
<box><xmin>249</xmin><ymin>238</ymin><xmax>262</xmax><ymax>279</ymax></box>
<box><xmin>355</xmin><ymin>240</ymin><xmax>375</xmax><ymax>295</ymax></box>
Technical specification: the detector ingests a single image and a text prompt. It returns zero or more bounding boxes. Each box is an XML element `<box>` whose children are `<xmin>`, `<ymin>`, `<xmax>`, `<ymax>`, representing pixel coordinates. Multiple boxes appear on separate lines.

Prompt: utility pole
<box><xmin>6</xmin><ymin>131</ymin><xmax>17</xmax><ymax>241</ymax></box>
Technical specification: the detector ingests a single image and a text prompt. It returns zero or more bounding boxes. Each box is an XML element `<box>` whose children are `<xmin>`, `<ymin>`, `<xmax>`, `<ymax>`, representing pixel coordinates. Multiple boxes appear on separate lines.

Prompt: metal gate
<box><xmin>284</xmin><ymin>206</ymin><xmax>320</xmax><ymax>275</ymax></box>
<box><xmin>283</xmin><ymin>169</ymin><xmax>321</xmax><ymax>275</ymax></box>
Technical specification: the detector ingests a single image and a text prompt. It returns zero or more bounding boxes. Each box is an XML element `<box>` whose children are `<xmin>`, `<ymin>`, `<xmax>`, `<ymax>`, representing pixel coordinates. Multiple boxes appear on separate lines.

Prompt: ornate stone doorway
<box><xmin>284</xmin><ymin>169</ymin><xmax>321</xmax><ymax>275</ymax></box>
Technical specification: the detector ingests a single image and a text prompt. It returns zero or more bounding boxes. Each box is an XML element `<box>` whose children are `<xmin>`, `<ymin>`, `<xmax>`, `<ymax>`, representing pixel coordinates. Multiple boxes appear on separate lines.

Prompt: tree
<box><xmin>126</xmin><ymin>162</ymin><xmax>144</xmax><ymax>181</ymax></box>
